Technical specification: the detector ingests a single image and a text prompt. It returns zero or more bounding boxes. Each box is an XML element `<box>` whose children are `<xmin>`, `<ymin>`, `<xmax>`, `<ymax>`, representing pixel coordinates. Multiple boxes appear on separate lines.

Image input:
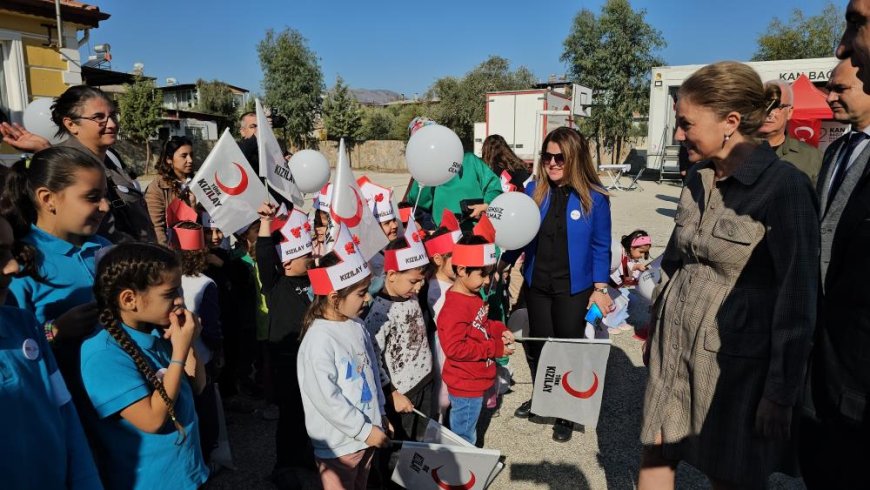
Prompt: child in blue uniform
<box><xmin>0</xmin><ymin>215</ymin><xmax>102</xmax><ymax>489</ymax></box>
<box><xmin>80</xmin><ymin>243</ymin><xmax>209</xmax><ymax>490</ymax></box>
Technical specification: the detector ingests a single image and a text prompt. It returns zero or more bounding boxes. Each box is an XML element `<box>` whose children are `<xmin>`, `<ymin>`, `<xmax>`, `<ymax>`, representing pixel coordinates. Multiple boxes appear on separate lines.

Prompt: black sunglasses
<box><xmin>540</xmin><ymin>152</ymin><xmax>565</xmax><ymax>166</ymax></box>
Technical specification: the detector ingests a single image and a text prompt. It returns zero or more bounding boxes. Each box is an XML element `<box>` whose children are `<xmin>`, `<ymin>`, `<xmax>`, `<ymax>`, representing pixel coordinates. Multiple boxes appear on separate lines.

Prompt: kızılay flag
<box><xmin>530</xmin><ymin>338</ymin><xmax>611</xmax><ymax>427</ymax></box>
<box><xmin>189</xmin><ymin>129</ymin><xmax>267</xmax><ymax>234</ymax></box>
<box><xmin>392</xmin><ymin>441</ymin><xmax>502</xmax><ymax>490</ymax></box>
<box><xmin>255</xmin><ymin>98</ymin><xmax>303</xmax><ymax>207</ymax></box>
<box><xmin>329</xmin><ymin>138</ymin><xmax>389</xmax><ymax>261</ymax></box>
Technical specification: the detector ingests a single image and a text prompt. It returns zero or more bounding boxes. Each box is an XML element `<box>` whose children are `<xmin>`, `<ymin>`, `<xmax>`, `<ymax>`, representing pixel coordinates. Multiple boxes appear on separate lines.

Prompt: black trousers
<box><xmin>799</xmin><ymin>415</ymin><xmax>868</xmax><ymax>489</ymax></box>
<box><xmin>270</xmin><ymin>342</ymin><xmax>315</xmax><ymax>471</ymax></box>
<box><xmin>524</xmin><ymin>285</ymin><xmax>591</xmax><ymax>383</ymax></box>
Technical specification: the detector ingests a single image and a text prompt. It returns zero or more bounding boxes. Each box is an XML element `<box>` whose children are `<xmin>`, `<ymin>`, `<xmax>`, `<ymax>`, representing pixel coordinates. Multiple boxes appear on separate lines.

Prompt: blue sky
<box><xmin>87</xmin><ymin>0</ymin><xmax>840</xmax><ymax>96</ymax></box>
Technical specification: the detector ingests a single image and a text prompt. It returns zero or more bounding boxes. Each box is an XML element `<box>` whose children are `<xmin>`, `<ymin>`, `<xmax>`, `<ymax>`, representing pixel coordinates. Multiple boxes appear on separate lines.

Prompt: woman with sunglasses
<box><xmin>509</xmin><ymin>126</ymin><xmax>613</xmax><ymax>442</ymax></box>
<box><xmin>144</xmin><ymin>136</ymin><xmax>198</xmax><ymax>246</ymax></box>
<box><xmin>0</xmin><ymin>86</ymin><xmax>156</xmax><ymax>243</ymax></box>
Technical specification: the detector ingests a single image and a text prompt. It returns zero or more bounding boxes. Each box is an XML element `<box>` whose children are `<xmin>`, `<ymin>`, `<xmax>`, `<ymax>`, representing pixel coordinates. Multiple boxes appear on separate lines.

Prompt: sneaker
<box><xmin>607</xmin><ymin>327</ymin><xmax>623</xmax><ymax>335</ymax></box>
<box><xmin>553</xmin><ymin>418</ymin><xmax>574</xmax><ymax>442</ymax></box>
<box><xmin>514</xmin><ymin>399</ymin><xmax>533</xmax><ymax>418</ymax></box>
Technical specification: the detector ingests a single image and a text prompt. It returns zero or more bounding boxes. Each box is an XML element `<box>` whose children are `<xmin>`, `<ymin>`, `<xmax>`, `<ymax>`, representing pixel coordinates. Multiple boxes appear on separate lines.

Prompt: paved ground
<box><xmin>194</xmin><ymin>173</ymin><xmax>802</xmax><ymax>489</ymax></box>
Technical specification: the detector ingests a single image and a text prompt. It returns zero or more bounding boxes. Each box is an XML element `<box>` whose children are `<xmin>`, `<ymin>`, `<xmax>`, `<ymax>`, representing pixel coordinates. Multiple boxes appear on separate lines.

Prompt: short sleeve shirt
<box><xmin>9</xmin><ymin>225</ymin><xmax>111</xmax><ymax>324</ymax></box>
<box><xmin>80</xmin><ymin>325</ymin><xmax>208</xmax><ymax>490</ymax></box>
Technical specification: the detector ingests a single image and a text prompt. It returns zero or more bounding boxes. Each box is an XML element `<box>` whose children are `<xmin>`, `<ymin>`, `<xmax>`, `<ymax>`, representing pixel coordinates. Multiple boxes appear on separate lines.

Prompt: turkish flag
<box><xmin>788</xmin><ymin>119</ymin><xmax>822</xmax><ymax>148</ymax></box>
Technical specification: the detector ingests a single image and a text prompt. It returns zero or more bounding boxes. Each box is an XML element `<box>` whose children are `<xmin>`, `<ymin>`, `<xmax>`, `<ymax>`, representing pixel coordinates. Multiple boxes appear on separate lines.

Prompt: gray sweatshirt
<box><xmin>297</xmin><ymin>318</ymin><xmax>386</xmax><ymax>459</ymax></box>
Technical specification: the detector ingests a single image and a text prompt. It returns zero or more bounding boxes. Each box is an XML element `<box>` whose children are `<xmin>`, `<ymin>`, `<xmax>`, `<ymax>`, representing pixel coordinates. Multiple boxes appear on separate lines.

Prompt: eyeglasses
<box><xmin>74</xmin><ymin>112</ymin><xmax>119</xmax><ymax>126</ymax></box>
<box><xmin>772</xmin><ymin>104</ymin><xmax>792</xmax><ymax>112</ymax></box>
<box><xmin>540</xmin><ymin>152</ymin><xmax>565</xmax><ymax>167</ymax></box>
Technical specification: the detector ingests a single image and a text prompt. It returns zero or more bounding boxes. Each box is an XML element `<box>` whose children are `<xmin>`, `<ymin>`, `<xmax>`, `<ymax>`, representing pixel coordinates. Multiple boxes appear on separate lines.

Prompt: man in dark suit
<box><xmin>799</xmin><ymin>58</ymin><xmax>870</xmax><ymax>489</ymax></box>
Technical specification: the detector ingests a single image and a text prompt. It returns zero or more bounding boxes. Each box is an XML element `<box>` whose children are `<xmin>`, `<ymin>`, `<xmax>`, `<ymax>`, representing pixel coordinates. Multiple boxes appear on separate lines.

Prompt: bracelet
<box><xmin>44</xmin><ymin>321</ymin><xmax>56</xmax><ymax>344</ymax></box>
<box><xmin>169</xmin><ymin>359</ymin><xmax>185</xmax><ymax>367</ymax></box>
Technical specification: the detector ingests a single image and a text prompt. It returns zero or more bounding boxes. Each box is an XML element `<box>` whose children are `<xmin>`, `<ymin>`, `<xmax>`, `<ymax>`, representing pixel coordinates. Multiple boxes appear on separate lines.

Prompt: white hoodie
<box><xmin>297</xmin><ymin>318</ymin><xmax>386</xmax><ymax>459</ymax></box>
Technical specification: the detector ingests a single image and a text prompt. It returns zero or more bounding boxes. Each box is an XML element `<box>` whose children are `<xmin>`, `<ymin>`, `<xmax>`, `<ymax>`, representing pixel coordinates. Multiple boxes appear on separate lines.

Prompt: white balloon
<box><xmin>23</xmin><ymin>97</ymin><xmax>66</xmax><ymax>145</ymax></box>
<box><xmin>486</xmin><ymin>191</ymin><xmax>541</xmax><ymax>250</ymax></box>
<box><xmin>405</xmin><ymin>124</ymin><xmax>463</xmax><ymax>186</ymax></box>
<box><xmin>635</xmin><ymin>255</ymin><xmax>663</xmax><ymax>302</ymax></box>
<box><xmin>289</xmin><ymin>149</ymin><xmax>331</xmax><ymax>194</ymax></box>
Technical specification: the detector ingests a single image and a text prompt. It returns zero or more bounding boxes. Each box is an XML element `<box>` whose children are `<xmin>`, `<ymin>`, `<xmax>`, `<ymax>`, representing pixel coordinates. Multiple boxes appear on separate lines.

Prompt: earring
<box><xmin>49</xmin><ymin>206</ymin><xmax>56</xmax><ymax>214</ymax></box>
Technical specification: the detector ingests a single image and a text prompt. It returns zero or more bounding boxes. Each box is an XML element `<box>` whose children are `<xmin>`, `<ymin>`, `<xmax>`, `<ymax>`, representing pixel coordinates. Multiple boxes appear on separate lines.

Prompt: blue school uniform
<box><xmin>80</xmin><ymin>324</ymin><xmax>209</xmax><ymax>490</ymax></box>
<box><xmin>0</xmin><ymin>306</ymin><xmax>102</xmax><ymax>489</ymax></box>
<box><xmin>8</xmin><ymin>224</ymin><xmax>111</xmax><ymax>324</ymax></box>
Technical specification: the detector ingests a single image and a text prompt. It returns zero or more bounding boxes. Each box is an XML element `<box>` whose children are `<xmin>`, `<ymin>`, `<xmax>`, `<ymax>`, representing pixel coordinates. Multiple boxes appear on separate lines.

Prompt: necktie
<box><xmin>827</xmin><ymin>131</ymin><xmax>869</xmax><ymax>208</ymax></box>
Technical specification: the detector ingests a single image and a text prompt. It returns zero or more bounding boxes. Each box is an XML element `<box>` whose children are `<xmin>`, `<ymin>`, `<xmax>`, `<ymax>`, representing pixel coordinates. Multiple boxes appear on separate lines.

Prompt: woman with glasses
<box><xmin>509</xmin><ymin>126</ymin><xmax>613</xmax><ymax>442</ymax></box>
<box><xmin>0</xmin><ymin>86</ymin><xmax>156</xmax><ymax>243</ymax></box>
<box><xmin>638</xmin><ymin>62</ymin><xmax>818</xmax><ymax>489</ymax></box>
<box><xmin>144</xmin><ymin>136</ymin><xmax>197</xmax><ymax>246</ymax></box>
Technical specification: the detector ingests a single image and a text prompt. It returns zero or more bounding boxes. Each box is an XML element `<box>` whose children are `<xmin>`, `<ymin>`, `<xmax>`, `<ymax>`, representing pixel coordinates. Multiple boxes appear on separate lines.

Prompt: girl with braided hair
<box><xmin>80</xmin><ymin>242</ymin><xmax>209</xmax><ymax>489</ymax></box>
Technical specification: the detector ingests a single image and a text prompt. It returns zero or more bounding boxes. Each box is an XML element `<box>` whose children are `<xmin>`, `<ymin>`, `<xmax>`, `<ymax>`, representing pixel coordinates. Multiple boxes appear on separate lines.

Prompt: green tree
<box><xmin>427</xmin><ymin>56</ymin><xmax>536</xmax><ymax>146</ymax></box>
<box><xmin>117</xmin><ymin>75</ymin><xmax>162</xmax><ymax>173</ymax></box>
<box><xmin>753</xmin><ymin>3</ymin><xmax>843</xmax><ymax>61</ymax></box>
<box><xmin>322</xmin><ymin>75</ymin><xmax>364</xmax><ymax>144</ymax></box>
<box><xmin>562</xmin><ymin>0</ymin><xmax>665</xmax><ymax>164</ymax></box>
<box><xmin>257</xmin><ymin>28</ymin><xmax>324</xmax><ymax>149</ymax></box>
<box><xmin>361</xmin><ymin>107</ymin><xmax>395</xmax><ymax>140</ymax></box>
<box><xmin>195</xmin><ymin>79</ymin><xmax>237</xmax><ymax>133</ymax></box>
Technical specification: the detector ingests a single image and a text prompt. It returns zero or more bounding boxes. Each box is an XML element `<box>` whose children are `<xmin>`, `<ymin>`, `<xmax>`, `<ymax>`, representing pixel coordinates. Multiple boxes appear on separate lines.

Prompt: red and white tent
<box><xmin>787</xmin><ymin>74</ymin><xmax>842</xmax><ymax>150</ymax></box>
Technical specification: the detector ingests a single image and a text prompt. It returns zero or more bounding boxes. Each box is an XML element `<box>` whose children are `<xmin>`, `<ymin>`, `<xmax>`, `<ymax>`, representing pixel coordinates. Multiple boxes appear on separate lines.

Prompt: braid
<box><xmin>93</xmin><ymin>242</ymin><xmax>187</xmax><ymax>443</ymax></box>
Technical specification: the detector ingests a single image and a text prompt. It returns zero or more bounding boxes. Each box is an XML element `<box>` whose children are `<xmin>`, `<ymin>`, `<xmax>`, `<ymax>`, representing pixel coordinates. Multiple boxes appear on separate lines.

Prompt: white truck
<box><xmin>474</xmin><ymin>85</ymin><xmax>592</xmax><ymax>171</ymax></box>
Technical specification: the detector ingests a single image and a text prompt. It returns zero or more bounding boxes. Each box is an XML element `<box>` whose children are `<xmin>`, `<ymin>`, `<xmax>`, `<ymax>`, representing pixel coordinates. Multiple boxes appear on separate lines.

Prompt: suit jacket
<box><xmin>811</xmin><ymin>134</ymin><xmax>870</xmax><ymax>426</ymax></box>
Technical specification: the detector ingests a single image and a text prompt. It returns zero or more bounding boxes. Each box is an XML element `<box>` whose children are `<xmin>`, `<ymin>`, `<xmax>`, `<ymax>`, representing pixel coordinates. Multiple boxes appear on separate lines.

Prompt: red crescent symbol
<box><xmin>561</xmin><ymin>371</ymin><xmax>599</xmax><ymax>399</ymax></box>
<box><xmin>431</xmin><ymin>466</ymin><xmax>476</xmax><ymax>490</ymax></box>
<box><xmin>794</xmin><ymin>126</ymin><xmax>815</xmax><ymax>141</ymax></box>
<box><xmin>214</xmin><ymin>162</ymin><xmax>249</xmax><ymax>196</ymax></box>
<box><xmin>330</xmin><ymin>186</ymin><xmax>364</xmax><ymax>228</ymax></box>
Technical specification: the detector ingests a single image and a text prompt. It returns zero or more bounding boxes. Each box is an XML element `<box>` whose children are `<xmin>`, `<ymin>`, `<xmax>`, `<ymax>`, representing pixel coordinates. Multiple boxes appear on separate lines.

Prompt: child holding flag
<box><xmin>254</xmin><ymin>202</ymin><xmax>317</xmax><ymax>481</ymax></box>
<box><xmin>437</xmin><ymin>234</ymin><xmax>515</xmax><ymax>445</ymax></box>
<box><xmin>364</xmin><ymin>219</ymin><xmax>433</xmax><ymax>441</ymax></box>
<box><xmin>298</xmin><ymin>223</ymin><xmax>389</xmax><ymax>490</ymax></box>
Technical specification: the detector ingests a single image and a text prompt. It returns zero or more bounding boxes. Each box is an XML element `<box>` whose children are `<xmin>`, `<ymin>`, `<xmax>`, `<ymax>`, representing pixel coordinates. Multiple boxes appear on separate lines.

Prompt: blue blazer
<box><xmin>519</xmin><ymin>180</ymin><xmax>611</xmax><ymax>295</ymax></box>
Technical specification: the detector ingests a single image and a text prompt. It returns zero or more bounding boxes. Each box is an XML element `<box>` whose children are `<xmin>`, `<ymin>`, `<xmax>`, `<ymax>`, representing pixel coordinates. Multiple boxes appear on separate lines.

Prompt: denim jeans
<box><xmin>447</xmin><ymin>394</ymin><xmax>484</xmax><ymax>445</ymax></box>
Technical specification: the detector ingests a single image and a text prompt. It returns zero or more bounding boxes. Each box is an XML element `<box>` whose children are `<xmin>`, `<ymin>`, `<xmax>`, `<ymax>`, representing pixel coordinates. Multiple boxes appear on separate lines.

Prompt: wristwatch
<box><xmin>593</xmin><ymin>287</ymin><xmax>608</xmax><ymax>294</ymax></box>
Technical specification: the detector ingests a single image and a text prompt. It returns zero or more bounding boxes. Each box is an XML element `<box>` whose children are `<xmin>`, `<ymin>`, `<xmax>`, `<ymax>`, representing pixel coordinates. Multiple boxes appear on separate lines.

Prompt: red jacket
<box><xmin>436</xmin><ymin>290</ymin><xmax>508</xmax><ymax>397</ymax></box>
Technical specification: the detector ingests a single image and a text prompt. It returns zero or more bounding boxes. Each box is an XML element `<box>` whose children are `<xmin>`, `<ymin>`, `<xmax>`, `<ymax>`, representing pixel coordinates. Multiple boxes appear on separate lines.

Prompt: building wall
<box><xmin>0</xmin><ymin>10</ymin><xmax>88</xmax><ymax>163</ymax></box>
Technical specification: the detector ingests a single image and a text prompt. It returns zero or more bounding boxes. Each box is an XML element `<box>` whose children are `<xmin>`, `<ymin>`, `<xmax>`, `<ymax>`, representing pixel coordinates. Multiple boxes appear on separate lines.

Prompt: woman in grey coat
<box><xmin>638</xmin><ymin>62</ymin><xmax>819</xmax><ymax>489</ymax></box>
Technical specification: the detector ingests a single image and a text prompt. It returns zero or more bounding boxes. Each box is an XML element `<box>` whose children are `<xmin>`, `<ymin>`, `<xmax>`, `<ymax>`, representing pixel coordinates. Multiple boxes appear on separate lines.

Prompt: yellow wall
<box><xmin>0</xmin><ymin>10</ymin><xmax>89</xmax><ymax>156</ymax></box>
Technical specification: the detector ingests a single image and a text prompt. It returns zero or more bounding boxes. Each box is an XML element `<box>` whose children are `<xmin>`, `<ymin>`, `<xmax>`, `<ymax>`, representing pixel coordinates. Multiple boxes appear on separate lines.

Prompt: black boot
<box><xmin>553</xmin><ymin>418</ymin><xmax>573</xmax><ymax>442</ymax></box>
<box><xmin>513</xmin><ymin>400</ymin><xmax>533</xmax><ymax>418</ymax></box>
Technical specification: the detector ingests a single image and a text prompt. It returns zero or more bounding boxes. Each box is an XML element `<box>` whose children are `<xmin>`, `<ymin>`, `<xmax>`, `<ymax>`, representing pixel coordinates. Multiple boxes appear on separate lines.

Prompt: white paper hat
<box><xmin>308</xmin><ymin>222</ymin><xmax>371</xmax><ymax>295</ymax></box>
<box><xmin>384</xmin><ymin>218</ymin><xmax>430</xmax><ymax>272</ymax></box>
<box><xmin>315</xmin><ymin>183</ymin><xmax>333</xmax><ymax>213</ymax></box>
<box><xmin>276</xmin><ymin>208</ymin><xmax>313</xmax><ymax>262</ymax></box>
<box><xmin>357</xmin><ymin>176</ymin><xmax>396</xmax><ymax>223</ymax></box>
